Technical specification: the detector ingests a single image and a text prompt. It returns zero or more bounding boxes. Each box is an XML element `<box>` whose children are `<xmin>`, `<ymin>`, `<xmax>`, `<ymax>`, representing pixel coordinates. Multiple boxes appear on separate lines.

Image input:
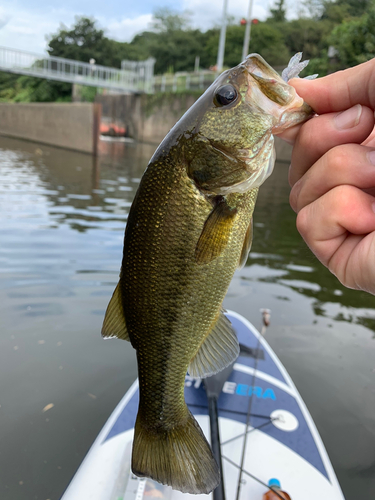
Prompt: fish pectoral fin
<box><xmin>238</xmin><ymin>218</ymin><xmax>253</xmax><ymax>269</ymax></box>
<box><xmin>188</xmin><ymin>309</ymin><xmax>239</xmax><ymax>378</ymax></box>
<box><xmin>101</xmin><ymin>282</ymin><xmax>130</xmax><ymax>341</ymax></box>
<box><xmin>195</xmin><ymin>198</ymin><xmax>237</xmax><ymax>265</ymax></box>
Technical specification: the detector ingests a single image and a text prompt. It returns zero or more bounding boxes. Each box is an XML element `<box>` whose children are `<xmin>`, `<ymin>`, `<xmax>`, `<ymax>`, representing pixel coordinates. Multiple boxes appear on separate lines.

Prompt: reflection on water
<box><xmin>0</xmin><ymin>136</ymin><xmax>374</xmax><ymax>499</ymax></box>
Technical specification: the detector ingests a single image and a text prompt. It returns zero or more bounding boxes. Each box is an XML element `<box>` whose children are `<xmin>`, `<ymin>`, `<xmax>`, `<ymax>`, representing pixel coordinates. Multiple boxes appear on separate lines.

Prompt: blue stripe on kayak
<box><xmin>103</xmin><ymin>371</ymin><xmax>328</xmax><ymax>482</ymax></box>
<box><xmin>104</xmin><ymin>390</ymin><xmax>139</xmax><ymax>442</ymax></box>
<box><xmin>227</xmin><ymin>313</ymin><xmax>288</xmax><ymax>385</ymax></box>
<box><xmin>103</xmin><ymin>312</ymin><xmax>328</xmax><ymax>482</ymax></box>
<box><xmin>185</xmin><ymin>372</ymin><xmax>329</xmax><ymax>481</ymax></box>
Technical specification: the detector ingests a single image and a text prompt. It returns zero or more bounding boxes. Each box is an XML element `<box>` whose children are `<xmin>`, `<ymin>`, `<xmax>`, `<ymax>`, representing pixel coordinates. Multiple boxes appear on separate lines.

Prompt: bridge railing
<box><xmin>0</xmin><ymin>46</ymin><xmax>155</xmax><ymax>93</ymax></box>
<box><xmin>0</xmin><ymin>45</ymin><xmax>219</xmax><ymax>94</ymax></box>
<box><xmin>153</xmin><ymin>70</ymin><xmax>218</xmax><ymax>93</ymax></box>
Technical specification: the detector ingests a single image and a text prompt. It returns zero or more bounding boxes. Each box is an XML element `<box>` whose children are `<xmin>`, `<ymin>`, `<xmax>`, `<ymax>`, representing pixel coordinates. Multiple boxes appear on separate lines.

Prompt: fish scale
<box><xmin>101</xmin><ymin>53</ymin><xmax>314</xmax><ymax>494</ymax></box>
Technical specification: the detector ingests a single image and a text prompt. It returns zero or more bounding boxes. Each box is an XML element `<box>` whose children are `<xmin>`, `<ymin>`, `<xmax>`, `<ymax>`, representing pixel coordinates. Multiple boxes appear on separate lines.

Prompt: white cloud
<box><xmin>0</xmin><ymin>3</ymin><xmax>76</xmax><ymax>54</ymax></box>
<box><xmin>105</xmin><ymin>13</ymin><xmax>153</xmax><ymax>42</ymax></box>
<box><xmin>0</xmin><ymin>7</ymin><xmax>11</xmax><ymax>30</ymax></box>
<box><xmin>183</xmin><ymin>0</ymin><xmax>269</xmax><ymax>31</ymax></box>
<box><xmin>0</xmin><ymin>0</ymin><xmax>298</xmax><ymax>56</ymax></box>
<box><xmin>103</xmin><ymin>0</ymin><xmax>272</xmax><ymax>44</ymax></box>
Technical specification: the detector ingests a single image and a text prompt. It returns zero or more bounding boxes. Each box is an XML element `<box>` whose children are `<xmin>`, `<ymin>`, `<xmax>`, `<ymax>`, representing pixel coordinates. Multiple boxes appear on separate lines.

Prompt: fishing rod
<box><xmin>204</xmin><ymin>308</ymin><xmax>273</xmax><ymax>500</ymax></box>
<box><xmin>235</xmin><ymin>308</ymin><xmax>271</xmax><ymax>500</ymax></box>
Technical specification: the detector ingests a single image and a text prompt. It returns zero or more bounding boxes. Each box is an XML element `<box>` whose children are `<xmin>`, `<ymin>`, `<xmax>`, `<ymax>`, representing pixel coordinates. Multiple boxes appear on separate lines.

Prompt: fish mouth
<box><xmin>240</xmin><ymin>54</ymin><xmax>312</xmax><ymax>130</ymax></box>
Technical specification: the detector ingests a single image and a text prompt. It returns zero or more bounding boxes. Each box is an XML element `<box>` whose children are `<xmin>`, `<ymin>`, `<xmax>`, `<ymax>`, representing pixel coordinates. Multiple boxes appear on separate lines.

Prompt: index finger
<box><xmin>289</xmin><ymin>58</ymin><xmax>375</xmax><ymax>114</ymax></box>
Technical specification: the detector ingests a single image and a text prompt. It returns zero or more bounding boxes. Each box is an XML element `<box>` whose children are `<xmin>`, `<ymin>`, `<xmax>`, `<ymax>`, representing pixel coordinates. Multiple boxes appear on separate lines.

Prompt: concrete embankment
<box><xmin>0</xmin><ymin>102</ymin><xmax>101</xmax><ymax>154</ymax></box>
<box><xmin>0</xmin><ymin>94</ymin><xmax>292</xmax><ymax>160</ymax></box>
<box><xmin>95</xmin><ymin>93</ymin><xmax>292</xmax><ymax>162</ymax></box>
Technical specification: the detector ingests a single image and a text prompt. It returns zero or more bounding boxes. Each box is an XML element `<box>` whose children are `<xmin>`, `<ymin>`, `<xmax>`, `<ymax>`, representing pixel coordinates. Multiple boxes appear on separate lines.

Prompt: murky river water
<box><xmin>0</xmin><ymin>136</ymin><xmax>374</xmax><ymax>500</ymax></box>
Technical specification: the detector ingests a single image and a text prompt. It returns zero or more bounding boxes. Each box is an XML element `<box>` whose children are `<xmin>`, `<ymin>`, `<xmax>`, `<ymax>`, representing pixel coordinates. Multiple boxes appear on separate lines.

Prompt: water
<box><xmin>0</xmin><ymin>136</ymin><xmax>374</xmax><ymax>499</ymax></box>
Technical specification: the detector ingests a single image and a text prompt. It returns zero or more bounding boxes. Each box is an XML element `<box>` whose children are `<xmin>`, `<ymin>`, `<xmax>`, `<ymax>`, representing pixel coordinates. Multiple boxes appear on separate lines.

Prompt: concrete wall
<box><xmin>96</xmin><ymin>93</ymin><xmax>198</xmax><ymax>144</ymax></box>
<box><xmin>0</xmin><ymin>102</ymin><xmax>101</xmax><ymax>154</ymax></box>
<box><xmin>96</xmin><ymin>93</ymin><xmax>293</xmax><ymax>162</ymax></box>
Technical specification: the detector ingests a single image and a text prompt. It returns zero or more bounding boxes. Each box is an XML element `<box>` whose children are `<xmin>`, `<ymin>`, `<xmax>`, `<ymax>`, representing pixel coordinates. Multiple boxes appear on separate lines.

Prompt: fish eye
<box><xmin>214</xmin><ymin>85</ymin><xmax>238</xmax><ymax>107</ymax></box>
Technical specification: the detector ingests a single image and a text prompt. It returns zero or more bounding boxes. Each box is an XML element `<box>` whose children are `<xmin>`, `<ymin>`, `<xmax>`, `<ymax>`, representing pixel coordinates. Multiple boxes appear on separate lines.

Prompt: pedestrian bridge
<box><xmin>0</xmin><ymin>46</ymin><xmax>155</xmax><ymax>93</ymax></box>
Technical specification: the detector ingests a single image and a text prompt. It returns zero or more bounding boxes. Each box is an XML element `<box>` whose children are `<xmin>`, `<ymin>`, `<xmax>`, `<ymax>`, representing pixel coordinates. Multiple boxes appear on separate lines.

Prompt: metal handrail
<box><xmin>0</xmin><ymin>46</ymin><xmax>155</xmax><ymax>93</ymax></box>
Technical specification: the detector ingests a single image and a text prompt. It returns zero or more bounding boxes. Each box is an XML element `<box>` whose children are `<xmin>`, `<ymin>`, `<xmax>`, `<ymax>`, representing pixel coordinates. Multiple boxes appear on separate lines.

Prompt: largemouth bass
<box><xmin>102</xmin><ymin>54</ymin><xmax>314</xmax><ymax>494</ymax></box>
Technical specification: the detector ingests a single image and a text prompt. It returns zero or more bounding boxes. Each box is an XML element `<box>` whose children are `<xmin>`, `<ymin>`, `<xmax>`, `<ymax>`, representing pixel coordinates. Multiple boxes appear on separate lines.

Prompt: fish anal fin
<box><xmin>188</xmin><ymin>309</ymin><xmax>239</xmax><ymax>378</ymax></box>
<box><xmin>101</xmin><ymin>282</ymin><xmax>130</xmax><ymax>341</ymax></box>
<box><xmin>195</xmin><ymin>198</ymin><xmax>237</xmax><ymax>265</ymax></box>
<box><xmin>238</xmin><ymin>218</ymin><xmax>253</xmax><ymax>269</ymax></box>
<box><xmin>132</xmin><ymin>410</ymin><xmax>219</xmax><ymax>494</ymax></box>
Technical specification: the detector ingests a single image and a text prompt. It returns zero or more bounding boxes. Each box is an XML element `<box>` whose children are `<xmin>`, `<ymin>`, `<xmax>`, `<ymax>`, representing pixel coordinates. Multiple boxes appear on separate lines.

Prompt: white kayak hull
<box><xmin>62</xmin><ymin>311</ymin><xmax>345</xmax><ymax>500</ymax></box>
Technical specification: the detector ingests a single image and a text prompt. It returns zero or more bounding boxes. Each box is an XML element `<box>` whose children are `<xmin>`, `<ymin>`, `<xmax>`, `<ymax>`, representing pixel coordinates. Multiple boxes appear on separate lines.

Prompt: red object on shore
<box><xmin>100</xmin><ymin>122</ymin><xmax>126</xmax><ymax>137</ymax></box>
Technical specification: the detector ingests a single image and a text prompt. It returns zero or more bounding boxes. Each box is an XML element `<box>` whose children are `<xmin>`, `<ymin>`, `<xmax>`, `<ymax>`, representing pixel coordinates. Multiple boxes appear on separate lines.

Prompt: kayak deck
<box><xmin>62</xmin><ymin>311</ymin><xmax>344</xmax><ymax>500</ymax></box>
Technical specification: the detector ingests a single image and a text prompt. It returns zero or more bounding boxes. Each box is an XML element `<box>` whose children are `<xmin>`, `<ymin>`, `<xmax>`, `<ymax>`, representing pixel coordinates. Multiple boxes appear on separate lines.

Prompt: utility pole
<box><xmin>242</xmin><ymin>0</ymin><xmax>254</xmax><ymax>61</ymax></box>
<box><xmin>216</xmin><ymin>0</ymin><xmax>228</xmax><ymax>72</ymax></box>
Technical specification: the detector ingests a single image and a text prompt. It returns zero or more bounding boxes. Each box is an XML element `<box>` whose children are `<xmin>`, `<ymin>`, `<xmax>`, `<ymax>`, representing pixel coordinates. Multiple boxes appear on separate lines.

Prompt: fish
<box><xmin>101</xmin><ymin>53</ymin><xmax>314</xmax><ymax>494</ymax></box>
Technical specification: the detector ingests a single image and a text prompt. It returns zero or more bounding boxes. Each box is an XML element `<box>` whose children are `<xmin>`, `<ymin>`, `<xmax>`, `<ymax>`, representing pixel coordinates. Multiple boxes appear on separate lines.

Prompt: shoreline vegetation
<box><xmin>0</xmin><ymin>0</ymin><xmax>374</xmax><ymax>103</ymax></box>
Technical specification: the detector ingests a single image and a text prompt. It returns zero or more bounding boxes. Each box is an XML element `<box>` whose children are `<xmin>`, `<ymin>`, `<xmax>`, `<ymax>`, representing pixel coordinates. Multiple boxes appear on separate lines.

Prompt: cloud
<box><xmin>0</xmin><ymin>7</ymin><xmax>11</xmax><ymax>30</ymax></box>
<box><xmin>0</xmin><ymin>4</ymin><xmax>77</xmax><ymax>54</ymax></box>
<box><xmin>183</xmin><ymin>0</ymin><xmax>269</xmax><ymax>31</ymax></box>
<box><xmin>103</xmin><ymin>0</ymin><xmax>271</xmax><ymax>44</ymax></box>
<box><xmin>0</xmin><ymin>0</ymin><xmax>294</xmax><ymax>56</ymax></box>
<box><xmin>105</xmin><ymin>13</ymin><xmax>153</xmax><ymax>42</ymax></box>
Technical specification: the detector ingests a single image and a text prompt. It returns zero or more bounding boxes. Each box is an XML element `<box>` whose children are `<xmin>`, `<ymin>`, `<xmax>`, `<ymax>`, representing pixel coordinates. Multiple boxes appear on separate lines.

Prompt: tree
<box><xmin>329</xmin><ymin>6</ymin><xmax>375</xmax><ymax>67</ymax></box>
<box><xmin>204</xmin><ymin>22</ymin><xmax>290</xmax><ymax>69</ymax></box>
<box><xmin>331</xmin><ymin>0</ymin><xmax>371</xmax><ymax>17</ymax></box>
<box><xmin>269</xmin><ymin>0</ymin><xmax>287</xmax><ymax>23</ymax></box>
<box><xmin>150</xmin><ymin>7</ymin><xmax>191</xmax><ymax>32</ymax></box>
<box><xmin>299</xmin><ymin>0</ymin><xmax>324</xmax><ymax>19</ymax></box>
<box><xmin>47</xmin><ymin>16</ymin><xmax>138</xmax><ymax>67</ymax></box>
<box><xmin>282</xmin><ymin>18</ymin><xmax>332</xmax><ymax>60</ymax></box>
<box><xmin>132</xmin><ymin>9</ymin><xmax>208</xmax><ymax>73</ymax></box>
<box><xmin>0</xmin><ymin>72</ymin><xmax>71</xmax><ymax>102</ymax></box>
<box><xmin>320</xmin><ymin>1</ymin><xmax>351</xmax><ymax>22</ymax></box>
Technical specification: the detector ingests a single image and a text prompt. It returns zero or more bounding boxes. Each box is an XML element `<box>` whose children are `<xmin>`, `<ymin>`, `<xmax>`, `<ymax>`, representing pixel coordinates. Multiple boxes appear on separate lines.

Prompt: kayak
<box><xmin>61</xmin><ymin>310</ymin><xmax>345</xmax><ymax>500</ymax></box>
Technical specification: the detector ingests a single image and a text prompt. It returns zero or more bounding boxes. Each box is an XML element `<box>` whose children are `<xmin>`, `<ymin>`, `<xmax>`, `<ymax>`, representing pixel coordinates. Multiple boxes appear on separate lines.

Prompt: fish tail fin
<box><xmin>132</xmin><ymin>409</ymin><xmax>220</xmax><ymax>494</ymax></box>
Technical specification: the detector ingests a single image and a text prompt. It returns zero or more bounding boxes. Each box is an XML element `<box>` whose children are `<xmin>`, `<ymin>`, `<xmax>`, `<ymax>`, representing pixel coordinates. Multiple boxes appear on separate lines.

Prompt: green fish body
<box><xmin>102</xmin><ymin>54</ymin><xmax>314</xmax><ymax>494</ymax></box>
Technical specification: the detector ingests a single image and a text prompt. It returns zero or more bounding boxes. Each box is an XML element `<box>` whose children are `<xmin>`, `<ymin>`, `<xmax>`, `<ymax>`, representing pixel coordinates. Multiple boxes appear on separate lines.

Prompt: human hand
<box><xmin>281</xmin><ymin>59</ymin><xmax>375</xmax><ymax>294</ymax></box>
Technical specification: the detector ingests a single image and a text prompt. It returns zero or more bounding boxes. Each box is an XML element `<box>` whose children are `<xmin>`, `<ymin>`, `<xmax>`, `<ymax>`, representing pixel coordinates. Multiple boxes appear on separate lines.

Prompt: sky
<box><xmin>0</xmin><ymin>0</ymin><xmax>300</xmax><ymax>55</ymax></box>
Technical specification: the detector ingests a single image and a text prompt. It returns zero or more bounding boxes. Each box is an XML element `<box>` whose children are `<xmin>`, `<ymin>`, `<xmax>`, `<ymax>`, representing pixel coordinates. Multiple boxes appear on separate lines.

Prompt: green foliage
<box><xmin>320</xmin><ymin>1</ymin><xmax>351</xmax><ymax>22</ymax></box>
<box><xmin>2</xmin><ymin>3</ymin><xmax>375</xmax><ymax>102</ymax></box>
<box><xmin>150</xmin><ymin>7</ymin><xmax>191</xmax><ymax>32</ymax></box>
<box><xmin>0</xmin><ymin>72</ymin><xmax>71</xmax><ymax>102</ymax></box>
<box><xmin>47</xmin><ymin>16</ymin><xmax>140</xmax><ymax>67</ymax></box>
<box><xmin>329</xmin><ymin>7</ymin><xmax>375</xmax><ymax>67</ymax></box>
<box><xmin>299</xmin><ymin>0</ymin><xmax>325</xmax><ymax>20</ymax></box>
<box><xmin>134</xmin><ymin>9</ymin><xmax>208</xmax><ymax>74</ymax></box>
<box><xmin>282</xmin><ymin>18</ymin><xmax>332</xmax><ymax>60</ymax></box>
<box><xmin>327</xmin><ymin>0</ymin><xmax>371</xmax><ymax>17</ymax></box>
<box><xmin>149</xmin><ymin>28</ymin><xmax>209</xmax><ymax>74</ymax></box>
<box><xmin>204</xmin><ymin>23</ymin><xmax>290</xmax><ymax>68</ymax></box>
<box><xmin>269</xmin><ymin>0</ymin><xmax>287</xmax><ymax>23</ymax></box>
<box><xmin>79</xmin><ymin>85</ymin><xmax>98</xmax><ymax>102</ymax></box>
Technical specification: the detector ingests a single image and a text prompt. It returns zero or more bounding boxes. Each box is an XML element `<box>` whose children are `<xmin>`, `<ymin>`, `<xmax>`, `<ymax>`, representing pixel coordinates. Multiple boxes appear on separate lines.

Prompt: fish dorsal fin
<box><xmin>101</xmin><ymin>282</ymin><xmax>130</xmax><ymax>341</ymax></box>
<box><xmin>195</xmin><ymin>198</ymin><xmax>237</xmax><ymax>265</ymax></box>
<box><xmin>188</xmin><ymin>309</ymin><xmax>239</xmax><ymax>378</ymax></box>
<box><xmin>238</xmin><ymin>218</ymin><xmax>253</xmax><ymax>269</ymax></box>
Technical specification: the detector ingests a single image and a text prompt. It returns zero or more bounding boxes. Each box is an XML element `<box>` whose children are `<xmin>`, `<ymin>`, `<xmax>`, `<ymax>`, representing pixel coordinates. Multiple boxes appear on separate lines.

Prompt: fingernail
<box><xmin>290</xmin><ymin>178</ymin><xmax>302</xmax><ymax>212</ymax></box>
<box><xmin>367</xmin><ymin>151</ymin><xmax>375</xmax><ymax>165</ymax></box>
<box><xmin>334</xmin><ymin>104</ymin><xmax>362</xmax><ymax>130</ymax></box>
